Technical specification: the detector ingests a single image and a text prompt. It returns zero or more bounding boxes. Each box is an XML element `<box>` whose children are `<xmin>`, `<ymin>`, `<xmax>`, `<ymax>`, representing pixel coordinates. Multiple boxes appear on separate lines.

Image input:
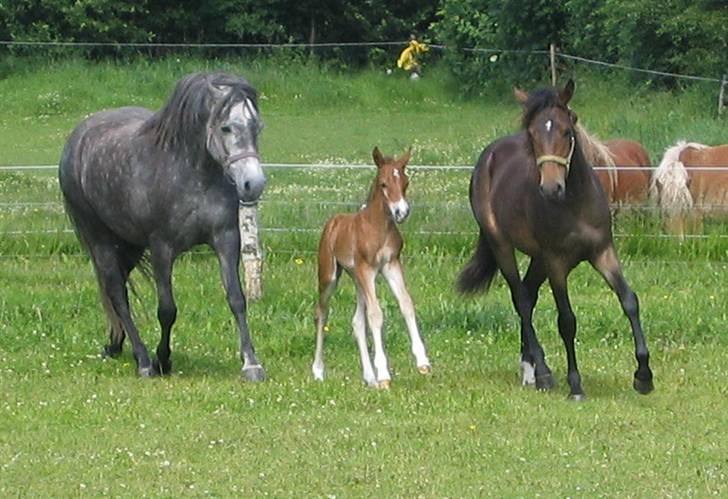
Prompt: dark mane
<box><xmin>520</xmin><ymin>87</ymin><xmax>568</xmax><ymax>129</ymax></box>
<box><xmin>140</xmin><ymin>72</ymin><xmax>258</xmax><ymax>157</ymax></box>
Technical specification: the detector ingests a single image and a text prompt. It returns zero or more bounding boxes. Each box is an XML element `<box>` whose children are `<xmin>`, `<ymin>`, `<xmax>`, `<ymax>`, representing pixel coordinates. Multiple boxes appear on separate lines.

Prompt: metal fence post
<box><xmin>239</xmin><ymin>201</ymin><xmax>263</xmax><ymax>300</ymax></box>
<box><xmin>550</xmin><ymin>43</ymin><xmax>557</xmax><ymax>86</ymax></box>
<box><xmin>719</xmin><ymin>74</ymin><xmax>727</xmax><ymax>116</ymax></box>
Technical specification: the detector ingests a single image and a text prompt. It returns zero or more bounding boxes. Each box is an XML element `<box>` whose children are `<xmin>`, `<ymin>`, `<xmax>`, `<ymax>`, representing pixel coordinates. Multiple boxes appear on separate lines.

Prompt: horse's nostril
<box><xmin>244</xmin><ymin>181</ymin><xmax>251</xmax><ymax>192</ymax></box>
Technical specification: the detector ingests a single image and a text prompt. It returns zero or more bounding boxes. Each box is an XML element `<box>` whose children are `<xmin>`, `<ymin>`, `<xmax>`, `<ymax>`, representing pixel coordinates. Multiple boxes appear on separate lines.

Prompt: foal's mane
<box><xmin>141</xmin><ymin>72</ymin><xmax>258</xmax><ymax>157</ymax></box>
<box><xmin>575</xmin><ymin>123</ymin><xmax>617</xmax><ymax>189</ymax></box>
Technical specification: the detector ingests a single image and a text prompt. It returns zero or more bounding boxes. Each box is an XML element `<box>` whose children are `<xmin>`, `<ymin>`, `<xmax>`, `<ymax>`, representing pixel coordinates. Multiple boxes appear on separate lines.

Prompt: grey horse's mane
<box><xmin>140</xmin><ymin>72</ymin><xmax>258</xmax><ymax>158</ymax></box>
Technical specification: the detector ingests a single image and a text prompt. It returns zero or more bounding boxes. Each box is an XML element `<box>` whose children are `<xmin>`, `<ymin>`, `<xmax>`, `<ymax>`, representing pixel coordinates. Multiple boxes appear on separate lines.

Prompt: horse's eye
<box><xmin>221</xmin><ymin>125</ymin><xmax>232</xmax><ymax>134</ymax></box>
<box><xmin>380</xmin><ymin>182</ymin><xmax>387</xmax><ymax>188</ymax></box>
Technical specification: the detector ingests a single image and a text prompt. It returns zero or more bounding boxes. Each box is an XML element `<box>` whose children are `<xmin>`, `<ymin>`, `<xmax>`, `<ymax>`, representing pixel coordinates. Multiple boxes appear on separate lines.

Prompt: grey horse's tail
<box><xmin>457</xmin><ymin>232</ymin><xmax>498</xmax><ymax>295</ymax></box>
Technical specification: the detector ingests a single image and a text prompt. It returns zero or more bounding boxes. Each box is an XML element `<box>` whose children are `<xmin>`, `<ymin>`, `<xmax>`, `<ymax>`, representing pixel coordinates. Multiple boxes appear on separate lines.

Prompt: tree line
<box><xmin>1</xmin><ymin>1</ymin><xmax>726</xmax><ymax>91</ymax></box>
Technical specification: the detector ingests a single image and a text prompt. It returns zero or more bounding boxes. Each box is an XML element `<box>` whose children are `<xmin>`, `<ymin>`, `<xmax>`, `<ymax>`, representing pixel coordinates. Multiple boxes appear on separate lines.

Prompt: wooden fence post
<box><xmin>550</xmin><ymin>43</ymin><xmax>557</xmax><ymax>86</ymax></box>
<box><xmin>239</xmin><ymin>201</ymin><xmax>263</xmax><ymax>300</ymax></box>
<box><xmin>719</xmin><ymin>74</ymin><xmax>727</xmax><ymax>116</ymax></box>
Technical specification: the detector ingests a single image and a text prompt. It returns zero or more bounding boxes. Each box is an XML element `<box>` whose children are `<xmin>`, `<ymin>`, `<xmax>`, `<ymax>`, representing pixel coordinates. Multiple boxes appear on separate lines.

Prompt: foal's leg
<box><xmin>91</xmin><ymin>243</ymin><xmax>154</xmax><ymax>376</ymax></box>
<box><xmin>352</xmin><ymin>286</ymin><xmax>377</xmax><ymax>387</ymax></box>
<box><xmin>213</xmin><ymin>227</ymin><xmax>265</xmax><ymax>382</ymax></box>
<box><xmin>312</xmin><ymin>251</ymin><xmax>340</xmax><ymax>381</ymax></box>
<box><xmin>354</xmin><ymin>266</ymin><xmax>391</xmax><ymax>388</ymax></box>
<box><xmin>546</xmin><ymin>264</ymin><xmax>584</xmax><ymax>400</ymax></box>
<box><xmin>591</xmin><ymin>245</ymin><xmax>653</xmax><ymax>394</ymax></box>
<box><xmin>382</xmin><ymin>260</ymin><xmax>431</xmax><ymax>373</ymax></box>
<box><xmin>495</xmin><ymin>248</ymin><xmax>553</xmax><ymax>389</ymax></box>
<box><xmin>150</xmin><ymin>241</ymin><xmax>177</xmax><ymax>375</ymax></box>
<box><xmin>520</xmin><ymin>258</ymin><xmax>547</xmax><ymax>386</ymax></box>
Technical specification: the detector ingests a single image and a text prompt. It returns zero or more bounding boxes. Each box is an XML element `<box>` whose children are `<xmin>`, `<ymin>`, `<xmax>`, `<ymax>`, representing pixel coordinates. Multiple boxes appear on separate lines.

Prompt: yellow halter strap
<box><xmin>535</xmin><ymin>135</ymin><xmax>576</xmax><ymax>174</ymax></box>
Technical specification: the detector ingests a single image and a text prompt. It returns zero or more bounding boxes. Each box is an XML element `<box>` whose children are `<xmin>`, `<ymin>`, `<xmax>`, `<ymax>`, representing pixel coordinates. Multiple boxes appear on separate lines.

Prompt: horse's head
<box><xmin>206</xmin><ymin>79</ymin><xmax>266</xmax><ymax>203</ymax></box>
<box><xmin>372</xmin><ymin>146</ymin><xmax>412</xmax><ymax>223</ymax></box>
<box><xmin>515</xmin><ymin>79</ymin><xmax>578</xmax><ymax>202</ymax></box>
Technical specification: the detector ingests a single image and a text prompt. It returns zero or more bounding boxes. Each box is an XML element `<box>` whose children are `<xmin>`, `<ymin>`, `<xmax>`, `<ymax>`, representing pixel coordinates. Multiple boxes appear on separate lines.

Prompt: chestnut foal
<box><xmin>312</xmin><ymin>147</ymin><xmax>431</xmax><ymax>388</ymax></box>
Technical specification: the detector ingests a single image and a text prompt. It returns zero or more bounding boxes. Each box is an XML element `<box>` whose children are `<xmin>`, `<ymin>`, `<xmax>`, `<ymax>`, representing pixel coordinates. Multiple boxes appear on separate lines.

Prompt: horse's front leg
<box><xmin>213</xmin><ymin>227</ymin><xmax>265</xmax><ymax>382</ymax></box>
<box><xmin>382</xmin><ymin>260</ymin><xmax>430</xmax><ymax>374</ymax></box>
<box><xmin>497</xmin><ymin>248</ymin><xmax>554</xmax><ymax>390</ymax></box>
<box><xmin>546</xmin><ymin>264</ymin><xmax>584</xmax><ymax>400</ymax></box>
<box><xmin>354</xmin><ymin>266</ymin><xmax>390</xmax><ymax>388</ymax></box>
<box><xmin>150</xmin><ymin>241</ymin><xmax>177</xmax><ymax>375</ymax></box>
<box><xmin>591</xmin><ymin>245</ymin><xmax>653</xmax><ymax>394</ymax></box>
<box><xmin>520</xmin><ymin>258</ymin><xmax>547</xmax><ymax>385</ymax></box>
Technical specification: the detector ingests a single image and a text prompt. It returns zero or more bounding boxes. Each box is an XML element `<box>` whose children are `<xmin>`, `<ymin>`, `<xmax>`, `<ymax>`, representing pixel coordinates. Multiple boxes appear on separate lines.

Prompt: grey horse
<box><xmin>59</xmin><ymin>72</ymin><xmax>267</xmax><ymax>381</ymax></box>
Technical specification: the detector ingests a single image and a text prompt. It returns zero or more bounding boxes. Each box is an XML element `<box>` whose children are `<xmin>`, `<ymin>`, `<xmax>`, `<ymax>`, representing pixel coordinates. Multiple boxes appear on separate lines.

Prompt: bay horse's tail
<box><xmin>457</xmin><ymin>231</ymin><xmax>498</xmax><ymax>294</ymax></box>
<box><xmin>650</xmin><ymin>141</ymin><xmax>703</xmax><ymax>216</ymax></box>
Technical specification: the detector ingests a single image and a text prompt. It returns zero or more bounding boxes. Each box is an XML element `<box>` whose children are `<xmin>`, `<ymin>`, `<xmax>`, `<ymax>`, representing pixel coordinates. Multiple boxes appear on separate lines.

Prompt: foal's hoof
<box><xmin>633</xmin><ymin>376</ymin><xmax>654</xmax><ymax>395</ymax></box>
<box><xmin>377</xmin><ymin>380</ymin><xmax>391</xmax><ymax>390</ymax></box>
<box><xmin>568</xmin><ymin>393</ymin><xmax>587</xmax><ymax>402</ymax></box>
<box><xmin>241</xmin><ymin>365</ymin><xmax>266</xmax><ymax>383</ymax></box>
<box><xmin>152</xmin><ymin>358</ymin><xmax>172</xmax><ymax>376</ymax></box>
<box><xmin>535</xmin><ymin>373</ymin><xmax>555</xmax><ymax>391</ymax></box>
<box><xmin>417</xmin><ymin>364</ymin><xmax>432</xmax><ymax>375</ymax></box>
<box><xmin>102</xmin><ymin>344</ymin><xmax>123</xmax><ymax>358</ymax></box>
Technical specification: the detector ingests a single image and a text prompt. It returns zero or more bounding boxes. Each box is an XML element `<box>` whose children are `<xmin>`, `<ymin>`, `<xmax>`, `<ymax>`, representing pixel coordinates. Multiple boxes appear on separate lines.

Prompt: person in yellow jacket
<box><xmin>397</xmin><ymin>34</ymin><xmax>428</xmax><ymax>79</ymax></box>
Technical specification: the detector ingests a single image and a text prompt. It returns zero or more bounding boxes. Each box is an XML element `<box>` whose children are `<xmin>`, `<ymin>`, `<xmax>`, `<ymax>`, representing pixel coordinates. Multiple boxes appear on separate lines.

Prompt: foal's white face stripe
<box><xmin>393</xmin><ymin>169</ymin><xmax>400</xmax><ymax>178</ymax></box>
<box><xmin>545</xmin><ymin>119</ymin><xmax>552</xmax><ymax>133</ymax></box>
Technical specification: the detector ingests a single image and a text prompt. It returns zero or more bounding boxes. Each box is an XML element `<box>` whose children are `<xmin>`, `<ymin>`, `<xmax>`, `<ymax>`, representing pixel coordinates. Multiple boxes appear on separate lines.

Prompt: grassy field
<box><xmin>1</xmin><ymin>56</ymin><xmax>727</xmax><ymax>496</ymax></box>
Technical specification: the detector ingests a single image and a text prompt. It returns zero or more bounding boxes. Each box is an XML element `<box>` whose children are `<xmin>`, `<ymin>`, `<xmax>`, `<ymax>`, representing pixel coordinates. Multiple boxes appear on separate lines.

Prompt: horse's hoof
<box><xmin>153</xmin><ymin>358</ymin><xmax>172</xmax><ymax>376</ymax></box>
<box><xmin>535</xmin><ymin>373</ymin><xmax>555</xmax><ymax>391</ymax></box>
<box><xmin>241</xmin><ymin>364</ymin><xmax>266</xmax><ymax>383</ymax></box>
<box><xmin>137</xmin><ymin>365</ymin><xmax>158</xmax><ymax>378</ymax></box>
<box><xmin>417</xmin><ymin>365</ymin><xmax>432</xmax><ymax>375</ymax></box>
<box><xmin>377</xmin><ymin>380</ymin><xmax>391</xmax><ymax>390</ymax></box>
<box><xmin>633</xmin><ymin>376</ymin><xmax>654</xmax><ymax>395</ymax></box>
<box><xmin>568</xmin><ymin>393</ymin><xmax>587</xmax><ymax>402</ymax></box>
<box><xmin>102</xmin><ymin>344</ymin><xmax>123</xmax><ymax>358</ymax></box>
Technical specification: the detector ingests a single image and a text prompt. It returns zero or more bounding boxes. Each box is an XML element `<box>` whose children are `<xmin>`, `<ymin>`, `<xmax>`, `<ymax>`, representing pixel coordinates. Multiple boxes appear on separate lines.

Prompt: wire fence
<box><xmin>1</xmin><ymin>39</ymin><xmax>726</xmax><ymax>86</ymax></box>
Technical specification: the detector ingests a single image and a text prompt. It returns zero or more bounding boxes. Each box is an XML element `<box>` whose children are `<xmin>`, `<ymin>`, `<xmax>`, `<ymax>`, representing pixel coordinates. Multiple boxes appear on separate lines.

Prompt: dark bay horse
<box><xmin>651</xmin><ymin>141</ymin><xmax>728</xmax><ymax>237</ymax></box>
<box><xmin>313</xmin><ymin>147</ymin><xmax>431</xmax><ymax>388</ymax></box>
<box><xmin>59</xmin><ymin>72</ymin><xmax>267</xmax><ymax>381</ymax></box>
<box><xmin>457</xmin><ymin>80</ymin><xmax>654</xmax><ymax>399</ymax></box>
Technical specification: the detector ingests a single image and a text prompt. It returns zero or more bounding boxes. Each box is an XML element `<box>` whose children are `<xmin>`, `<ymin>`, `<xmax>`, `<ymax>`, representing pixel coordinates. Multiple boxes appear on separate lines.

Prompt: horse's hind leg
<box><xmin>591</xmin><ymin>245</ymin><xmax>654</xmax><ymax>394</ymax></box>
<box><xmin>382</xmin><ymin>260</ymin><xmax>431</xmax><ymax>374</ymax></box>
<box><xmin>97</xmin><ymin>247</ymin><xmax>143</xmax><ymax>358</ymax></box>
<box><xmin>312</xmin><ymin>253</ymin><xmax>341</xmax><ymax>381</ymax></box>
<box><xmin>91</xmin><ymin>243</ymin><xmax>155</xmax><ymax>376</ymax></box>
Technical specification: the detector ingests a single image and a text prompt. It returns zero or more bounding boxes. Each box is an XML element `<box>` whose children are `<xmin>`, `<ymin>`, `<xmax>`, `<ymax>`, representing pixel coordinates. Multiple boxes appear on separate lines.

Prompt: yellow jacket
<box><xmin>397</xmin><ymin>39</ymin><xmax>428</xmax><ymax>71</ymax></box>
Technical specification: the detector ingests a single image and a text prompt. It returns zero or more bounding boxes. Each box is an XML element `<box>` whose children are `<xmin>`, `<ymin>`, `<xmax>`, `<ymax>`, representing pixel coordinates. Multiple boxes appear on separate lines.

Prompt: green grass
<box><xmin>1</xmin><ymin>56</ymin><xmax>727</xmax><ymax>496</ymax></box>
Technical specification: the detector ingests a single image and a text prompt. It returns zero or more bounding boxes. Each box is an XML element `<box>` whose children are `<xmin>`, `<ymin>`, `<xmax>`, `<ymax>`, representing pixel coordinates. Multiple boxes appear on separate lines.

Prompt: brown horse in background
<box><xmin>651</xmin><ymin>141</ymin><xmax>728</xmax><ymax>237</ymax></box>
<box><xmin>313</xmin><ymin>147</ymin><xmax>431</xmax><ymax>388</ymax></box>
<box><xmin>457</xmin><ymin>80</ymin><xmax>654</xmax><ymax>400</ymax></box>
<box><xmin>578</xmin><ymin>128</ymin><xmax>652</xmax><ymax>206</ymax></box>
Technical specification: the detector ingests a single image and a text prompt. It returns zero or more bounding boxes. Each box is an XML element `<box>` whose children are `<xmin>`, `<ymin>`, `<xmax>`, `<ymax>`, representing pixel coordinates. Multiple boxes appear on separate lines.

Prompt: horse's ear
<box><xmin>399</xmin><ymin>147</ymin><xmax>412</xmax><ymax>169</ymax></box>
<box><xmin>513</xmin><ymin>87</ymin><xmax>529</xmax><ymax>106</ymax></box>
<box><xmin>372</xmin><ymin>146</ymin><xmax>384</xmax><ymax>168</ymax></box>
<box><xmin>560</xmin><ymin>79</ymin><xmax>575</xmax><ymax>105</ymax></box>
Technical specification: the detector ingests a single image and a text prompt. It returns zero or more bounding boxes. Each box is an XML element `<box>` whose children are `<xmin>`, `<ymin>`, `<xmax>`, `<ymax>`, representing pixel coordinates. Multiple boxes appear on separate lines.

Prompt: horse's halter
<box><xmin>224</xmin><ymin>151</ymin><xmax>260</xmax><ymax>168</ymax></box>
<box><xmin>535</xmin><ymin>133</ymin><xmax>576</xmax><ymax>175</ymax></box>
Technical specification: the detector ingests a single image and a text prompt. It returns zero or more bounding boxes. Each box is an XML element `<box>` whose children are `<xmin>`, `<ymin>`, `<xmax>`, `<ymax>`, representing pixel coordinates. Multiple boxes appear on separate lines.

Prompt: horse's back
<box><xmin>680</xmin><ymin>144</ymin><xmax>728</xmax><ymax>205</ymax></box>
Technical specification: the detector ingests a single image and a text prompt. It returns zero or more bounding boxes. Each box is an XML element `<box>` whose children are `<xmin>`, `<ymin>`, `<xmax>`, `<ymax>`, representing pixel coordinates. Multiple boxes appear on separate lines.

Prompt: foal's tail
<box><xmin>457</xmin><ymin>232</ymin><xmax>498</xmax><ymax>295</ymax></box>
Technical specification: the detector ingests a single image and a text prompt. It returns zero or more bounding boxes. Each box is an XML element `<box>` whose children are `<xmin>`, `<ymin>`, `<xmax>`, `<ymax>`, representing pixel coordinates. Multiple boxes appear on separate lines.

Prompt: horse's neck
<box><xmin>362</xmin><ymin>189</ymin><xmax>394</xmax><ymax>228</ymax></box>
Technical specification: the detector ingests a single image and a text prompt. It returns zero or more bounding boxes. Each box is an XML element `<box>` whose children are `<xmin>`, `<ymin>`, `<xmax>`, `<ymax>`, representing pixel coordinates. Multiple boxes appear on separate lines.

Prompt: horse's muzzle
<box><xmin>230</xmin><ymin>159</ymin><xmax>266</xmax><ymax>203</ymax></box>
<box><xmin>540</xmin><ymin>181</ymin><xmax>565</xmax><ymax>202</ymax></box>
